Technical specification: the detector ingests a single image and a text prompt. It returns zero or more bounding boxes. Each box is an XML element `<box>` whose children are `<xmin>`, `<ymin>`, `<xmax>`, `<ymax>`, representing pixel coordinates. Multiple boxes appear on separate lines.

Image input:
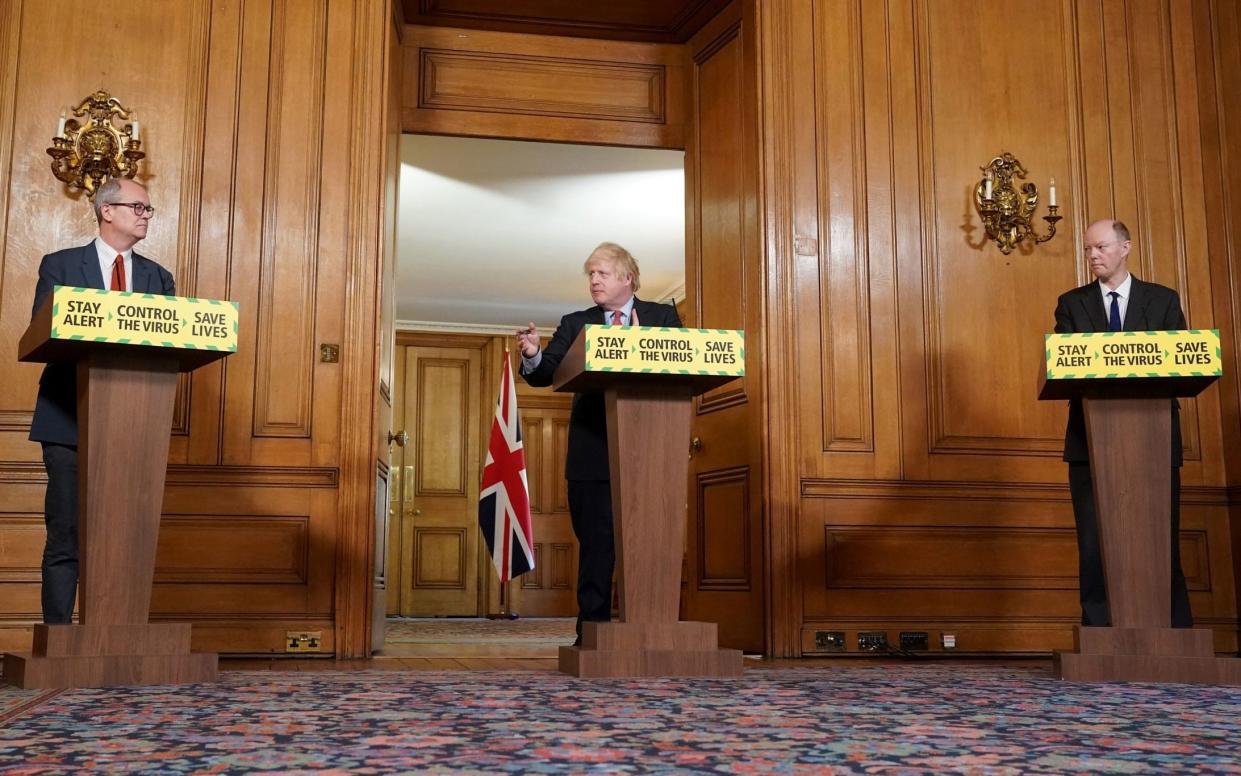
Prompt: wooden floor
<box><xmin>220</xmin><ymin>656</ymin><xmax>1053</xmax><ymax>672</ymax></box>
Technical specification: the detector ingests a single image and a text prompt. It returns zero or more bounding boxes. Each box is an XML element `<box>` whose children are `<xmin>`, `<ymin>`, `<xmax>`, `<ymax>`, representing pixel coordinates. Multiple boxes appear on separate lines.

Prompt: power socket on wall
<box><xmin>858</xmin><ymin>631</ymin><xmax>888</xmax><ymax>652</ymax></box>
<box><xmin>815</xmin><ymin>631</ymin><xmax>846</xmax><ymax>651</ymax></box>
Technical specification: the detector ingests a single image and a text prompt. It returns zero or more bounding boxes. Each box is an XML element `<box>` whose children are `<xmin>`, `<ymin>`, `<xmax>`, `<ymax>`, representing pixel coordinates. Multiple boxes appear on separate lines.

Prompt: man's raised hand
<box><xmin>516</xmin><ymin>322</ymin><xmax>539</xmax><ymax>358</ymax></box>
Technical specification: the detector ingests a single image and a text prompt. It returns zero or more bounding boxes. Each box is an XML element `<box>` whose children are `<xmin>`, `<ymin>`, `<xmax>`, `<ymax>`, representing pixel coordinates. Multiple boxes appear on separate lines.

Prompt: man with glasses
<box><xmin>29</xmin><ymin>177</ymin><xmax>174</xmax><ymax>624</ymax></box>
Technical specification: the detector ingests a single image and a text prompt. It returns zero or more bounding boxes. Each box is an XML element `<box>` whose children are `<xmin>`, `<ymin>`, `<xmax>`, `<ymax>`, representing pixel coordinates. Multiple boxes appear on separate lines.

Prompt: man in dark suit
<box><xmin>516</xmin><ymin>242</ymin><xmax>682</xmax><ymax>644</ymax></box>
<box><xmin>1053</xmin><ymin>218</ymin><xmax>1191</xmax><ymax>628</ymax></box>
<box><xmin>30</xmin><ymin>177</ymin><xmax>175</xmax><ymax>624</ymax></box>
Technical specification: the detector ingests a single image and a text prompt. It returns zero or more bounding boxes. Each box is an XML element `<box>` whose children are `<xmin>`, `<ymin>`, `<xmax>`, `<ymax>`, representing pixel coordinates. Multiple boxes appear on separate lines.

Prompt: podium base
<box><xmin>2</xmin><ymin>623</ymin><xmax>217</xmax><ymax>689</ymax></box>
<box><xmin>1054</xmin><ymin>626</ymin><xmax>1241</xmax><ymax>684</ymax></box>
<box><xmin>3</xmin><ymin>651</ymin><xmax>218</xmax><ymax>689</ymax></box>
<box><xmin>559</xmin><ymin>645</ymin><xmax>743</xmax><ymax>678</ymax></box>
<box><xmin>559</xmin><ymin>620</ymin><xmax>744</xmax><ymax>677</ymax></box>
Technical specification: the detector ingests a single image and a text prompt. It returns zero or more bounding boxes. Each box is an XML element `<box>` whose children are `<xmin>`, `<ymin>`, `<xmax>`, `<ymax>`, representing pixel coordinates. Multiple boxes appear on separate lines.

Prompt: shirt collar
<box><xmin>1099</xmin><ymin>273</ymin><xmax>1132</xmax><ymax>299</ymax></box>
<box><xmin>95</xmin><ymin>237</ymin><xmax>133</xmax><ymax>264</ymax></box>
<box><xmin>605</xmin><ymin>296</ymin><xmax>636</xmax><ymax>318</ymax></box>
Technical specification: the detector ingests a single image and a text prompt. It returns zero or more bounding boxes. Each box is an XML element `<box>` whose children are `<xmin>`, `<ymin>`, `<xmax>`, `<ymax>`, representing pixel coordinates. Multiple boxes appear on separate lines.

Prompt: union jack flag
<box><xmin>479</xmin><ymin>352</ymin><xmax>535</xmax><ymax>581</ymax></box>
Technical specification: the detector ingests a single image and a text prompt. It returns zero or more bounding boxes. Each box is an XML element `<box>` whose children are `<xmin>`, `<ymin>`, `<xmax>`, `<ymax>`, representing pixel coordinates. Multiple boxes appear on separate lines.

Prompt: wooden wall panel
<box><xmin>420</xmin><ymin>50</ymin><xmax>666</xmax><ymax>122</ymax></box>
<box><xmin>403</xmin><ymin>25</ymin><xmax>686</xmax><ymax>148</ymax></box>
<box><xmin>403</xmin><ymin>0</ymin><xmax>732</xmax><ymax>43</ymax></box>
<box><xmin>0</xmin><ymin>0</ymin><xmax>392</xmax><ymax>656</ymax></box>
<box><xmin>1192</xmin><ymin>0</ymin><xmax>1241</xmax><ymax>619</ymax></box>
<box><xmin>757</xmin><ymin>0</ymin><xmax>1241</xmax><ymax>656</ymax></box>
<box><xmin>251</xmin><ymin>0</ymin><xmax>328</xmax><ymax>440</ymax></box>
<box><xmin>914</xmin><ymin>0</ymin><xmax>1075</xmax><ymax>467</ymax></box>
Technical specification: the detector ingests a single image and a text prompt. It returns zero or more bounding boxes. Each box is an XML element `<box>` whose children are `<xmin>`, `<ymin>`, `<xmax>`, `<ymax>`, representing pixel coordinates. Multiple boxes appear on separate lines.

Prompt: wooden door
<box><xmin>682</xmin><ymin>2</ymin><xmax>765</xmax><ymax>652</ymax></box>
<box><xmin>510</xmin><ymin>403</ymin><xmax>576</xmax><ymax>616</ymax></box>
<box><xmin>396</xmin><ymin>344</ymin><xmax>483</xmax><ymax>616</ymax></box>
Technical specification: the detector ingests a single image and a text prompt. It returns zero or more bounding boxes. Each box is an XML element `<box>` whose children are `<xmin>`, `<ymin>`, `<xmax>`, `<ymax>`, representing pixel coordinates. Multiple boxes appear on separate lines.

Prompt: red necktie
<box><xmin>610</xmin><ymin>309</ymin><xmax>623</xmax><ymax>325</ymax></box>
<box><xmin>110</xmin><ymin>255</ymin><xmax>126</xmax><ymax>292</ymax></box>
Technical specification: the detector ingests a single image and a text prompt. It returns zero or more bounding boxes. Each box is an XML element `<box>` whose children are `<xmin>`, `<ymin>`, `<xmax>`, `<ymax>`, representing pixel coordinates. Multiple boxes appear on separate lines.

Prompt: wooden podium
<box><xmin>1040</xmin><ymin>334</ymin><xmax>1240</xmax><ymax>684</ymax></box>
<box><xmin>552</xmin><ymin>328</ymin><xmax>744</xmax><ymax>677</ymax></box>
<box><xmin>3</xmin><ymin>288</ymin><xmax>234</xmax><ymax>689</ymax></box>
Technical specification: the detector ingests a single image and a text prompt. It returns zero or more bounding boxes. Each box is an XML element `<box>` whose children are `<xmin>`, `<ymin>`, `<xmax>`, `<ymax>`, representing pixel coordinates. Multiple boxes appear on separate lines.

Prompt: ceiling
<box><xmin>402</xmin><ymin>0</ymin><xmax>731</xmax><ymax>43</ymax></box>
<box><xmin>396</xmin><ymin>135</ymin><xmax>685</xmax><ymax>331</ymax></box>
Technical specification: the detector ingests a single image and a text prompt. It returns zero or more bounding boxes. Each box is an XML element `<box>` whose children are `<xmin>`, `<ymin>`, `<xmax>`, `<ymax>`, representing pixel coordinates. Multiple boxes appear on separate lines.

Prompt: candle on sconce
<box><xmin>983</xmin><ymin>172</ymin><xmax>993</xmax><ymax>200</ymax></box>
<box><xmin>131</xmin><ymin>119</ymin><xmax>140</xmax><ymax>141</ymax></box>
<box><xmin>1048</xmin><ymin>177</ymin><xmax>1057</xmax><ymax>207</ymax></box>
<box><xmin>56</xmin><ymin>111</ymin><xmax>66</xmax><ymax>138</ymax></box>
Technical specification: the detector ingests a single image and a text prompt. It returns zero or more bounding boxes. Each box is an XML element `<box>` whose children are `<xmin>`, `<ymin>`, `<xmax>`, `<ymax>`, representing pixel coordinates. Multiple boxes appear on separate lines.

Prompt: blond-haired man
<box><xmin>517</xmin><ymin>242</ymin><xmax>681</xmax><ymax>644</ymax></box>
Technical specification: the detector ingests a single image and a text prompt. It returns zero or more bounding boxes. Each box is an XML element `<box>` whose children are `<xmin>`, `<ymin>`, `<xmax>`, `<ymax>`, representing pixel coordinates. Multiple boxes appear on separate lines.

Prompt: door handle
<box><xmin>413</xmin><ymin>508</ymin><xmax>422</xmax><ymax>516</ymax></box>
<box><xmin>388</xmin><ymin>429</ymin><xmax>409</xmax><ymax>447</ymax></box>
<box><xmin>690</xmin><ymin>436</ymin><xmax>703</xmax><ymax>454</ymax></box>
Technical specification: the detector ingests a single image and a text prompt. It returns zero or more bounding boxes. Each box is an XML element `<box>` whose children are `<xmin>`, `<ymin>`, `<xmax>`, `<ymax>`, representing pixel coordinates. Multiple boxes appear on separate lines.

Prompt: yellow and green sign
<box><xmin>1045</xmin><ymin>330</ymin><xmax>1221</xmax><ymax>380</ymax></box>
<box><xmin>49</xmin><ymin>286</ymin><xmax>238</xmax><ymax>352</ymax></box>
<box><xmin>582</xmin><ymin>325</ymin><xmax>744</xmax><ymax>377</ymax></box>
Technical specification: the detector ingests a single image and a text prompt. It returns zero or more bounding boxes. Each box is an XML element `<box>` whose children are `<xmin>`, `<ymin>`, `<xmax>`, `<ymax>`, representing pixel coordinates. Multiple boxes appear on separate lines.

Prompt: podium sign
<box><xmin>1040</xmin><ymin>330</ymin><xmax>1222</xmax><ymax>402</ymax></box>
<box><xmin>46</xmin><ymin>285</ymin><xmax>238</xmax><ymax>351</ymax></box>
<box><xmin>1045</xmin><ymin>330</ymin><xmax>1221</xmax><ymax>379</ymax></box>
<box><xmin>4</xmin><ymin>288</ymin><xmax>236</xmax><ymax>689</ymax></box>
<box><xmin>579</xmin><ymin>325</ymin><xmax>744</xmax><ymax>376</ymax></box>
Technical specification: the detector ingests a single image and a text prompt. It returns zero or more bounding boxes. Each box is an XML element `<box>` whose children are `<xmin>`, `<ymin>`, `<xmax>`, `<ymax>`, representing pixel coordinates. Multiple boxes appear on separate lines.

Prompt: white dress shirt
<box><xmin>95</xmin><ymin>237</ymin><xmax>133</xmax><ymax>291</ymax></box>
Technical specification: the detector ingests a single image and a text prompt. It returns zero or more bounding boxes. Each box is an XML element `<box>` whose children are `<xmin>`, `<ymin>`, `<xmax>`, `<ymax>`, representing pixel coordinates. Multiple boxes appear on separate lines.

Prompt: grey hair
<box><xmin>92</xmin><ymin>178</ymin><xmax>126</xmax><ymax>222</ymax></box>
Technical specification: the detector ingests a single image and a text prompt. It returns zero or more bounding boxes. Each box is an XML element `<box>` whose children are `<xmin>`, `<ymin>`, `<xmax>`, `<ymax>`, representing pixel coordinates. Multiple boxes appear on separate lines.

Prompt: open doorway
<box><xmin>381</xmin><ymin>134</ymin><xmax>685</xmax><ymax>655</ymax></box>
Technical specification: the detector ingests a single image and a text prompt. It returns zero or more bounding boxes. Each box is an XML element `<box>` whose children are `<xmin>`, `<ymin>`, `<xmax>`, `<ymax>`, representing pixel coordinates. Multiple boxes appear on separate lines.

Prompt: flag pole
<box><xmin>487</xmin><ymin>341</ymin><xmax>519</xmax><ymax>621</ymax></box>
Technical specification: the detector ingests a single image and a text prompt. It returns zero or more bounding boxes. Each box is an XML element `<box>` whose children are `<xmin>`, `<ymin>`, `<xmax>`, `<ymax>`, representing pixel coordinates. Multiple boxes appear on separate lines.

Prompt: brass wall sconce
<box><xmin>974</xmin><ymin>152</ymin><xmax>1061</xmax><ymax>254</ymax></box>
<box><xmin>46</xmin><ymin>90</ymin><xmax>144</xmax><ymax>197</ymax></box>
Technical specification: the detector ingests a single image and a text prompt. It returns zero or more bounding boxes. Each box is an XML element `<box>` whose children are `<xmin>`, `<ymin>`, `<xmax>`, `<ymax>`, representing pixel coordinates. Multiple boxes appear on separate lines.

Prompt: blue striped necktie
<box><xmin>1107</xmin><ymin>291</ymin><xmax>1121</xmax><ymax>331</ymax></box>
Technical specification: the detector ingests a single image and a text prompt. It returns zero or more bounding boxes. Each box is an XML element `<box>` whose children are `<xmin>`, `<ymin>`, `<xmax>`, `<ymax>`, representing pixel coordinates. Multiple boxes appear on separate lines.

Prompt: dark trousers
<box><xmin>41</xmin><ymin>442</ymin><xmax>79</xmax><ymax>624</ymax></box>
<box><xmin>567</xmin><ymin>479</ymin><xmax>614</xmax><ymax>640</ymax></box>
<box><xmin>1068</xmin><ymin>462</ymin><xmax>1192</xmax><ymax>628</ymax></box>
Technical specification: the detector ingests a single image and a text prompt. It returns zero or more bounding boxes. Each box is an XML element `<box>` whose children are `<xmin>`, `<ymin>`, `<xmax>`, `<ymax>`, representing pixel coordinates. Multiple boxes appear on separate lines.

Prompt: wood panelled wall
<box><xmin>401</xmin><ymin>24</ymin><xmax>687</xmax><ymax>148</ymax></box>
<box><xmin>0</xmin><ymin>0</ymin><xmax>393</xmax><ymax>657</ymax></box>
<box><xmin>3</xmin><ymin>0</ymin><xmax>1238</xmax><ymax>661</ymax></box>
<box><xmin>755</xmin><ymin>0</ymin><xmax>1241</xmax><ymax>656</ymax></box>
<box><xmin>1194</xmin><ymin>0</ymin><xmax>1241</xmax><ymax>628</ymax></box>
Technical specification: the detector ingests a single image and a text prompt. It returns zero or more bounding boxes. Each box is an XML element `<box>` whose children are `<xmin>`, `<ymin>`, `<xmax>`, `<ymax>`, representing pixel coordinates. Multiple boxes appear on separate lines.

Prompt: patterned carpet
<box><xmin>384</xmin><ymin>616</ymin><xmax>576</xmax><ymax>644</ymax></box>
<box><xmin>3</xmin><ymin>665</ymin><xmax>1240</xmax><ymax>773</ymax></box>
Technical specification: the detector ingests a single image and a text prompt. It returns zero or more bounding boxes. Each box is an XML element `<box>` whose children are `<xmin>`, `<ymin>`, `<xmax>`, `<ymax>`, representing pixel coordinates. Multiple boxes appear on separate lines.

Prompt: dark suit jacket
<box><xmin>1053</xmin><ymin>276</ymin><xmax>1185</xmax><ymax>465</ymax></box>
<box><xmin>29</xmin><ymin>242</ymin><xmax>176</xmax><ymax>446</ymax></box>
<box><xmin>520</xmin><ymin>298</ymin><xmax>682</xmax><ymax>480</ymax></box>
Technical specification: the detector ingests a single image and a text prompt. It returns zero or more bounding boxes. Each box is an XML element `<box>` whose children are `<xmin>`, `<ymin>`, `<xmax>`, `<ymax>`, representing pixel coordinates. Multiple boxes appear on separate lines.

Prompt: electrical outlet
<box><xmin>899</xmin><ymin>631</ymin><xmax>929</xmax><ymax>651</ymax></box>
<box><xmin>858</xmin><ymin>631</ymin><xmax>888</xmax><ymax>652</ymax></box>
<box><xmin>941</xmin><ymin>632</ymin><xmax>957</xmax><ymax>650</ymax></box>
<box><xmin>815</xmin><ymin>631</ymin><xmax>846</xmax><ymax>651</ymax></box>
<box><xmin>286</xmin><ymin>631</ymin><xmax>323</xmax><ymax>653</ymax></box>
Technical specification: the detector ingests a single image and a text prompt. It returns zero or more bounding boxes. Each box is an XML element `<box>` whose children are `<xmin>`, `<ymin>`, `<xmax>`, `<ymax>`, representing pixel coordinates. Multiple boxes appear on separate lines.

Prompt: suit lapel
<box><xmin>78</xmin><ymin>242</ymin><xmax>105</xmax><ymax>289</ymax></box>
<box><xmin>1124</xmin><ymin>278</ymin><xmax>1149</xmax><ymax>331</ymax></box>
<box><xmin>131</xmin><ymin>254</ymin><xmax>154</xmax><ymax>293</ymax></box>
<box><xmin>1077</xmin><ymin>284</ymin><xmax>1108</xmax><ymax>332</ymax></box>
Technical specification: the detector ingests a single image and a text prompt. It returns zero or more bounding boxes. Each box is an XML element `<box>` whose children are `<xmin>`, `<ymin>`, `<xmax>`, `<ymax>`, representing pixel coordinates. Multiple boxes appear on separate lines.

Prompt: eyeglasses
<box><xmin>104</xmin><ymin>201</ymin><xmax>156</xmax><ymax>217</ymax></box>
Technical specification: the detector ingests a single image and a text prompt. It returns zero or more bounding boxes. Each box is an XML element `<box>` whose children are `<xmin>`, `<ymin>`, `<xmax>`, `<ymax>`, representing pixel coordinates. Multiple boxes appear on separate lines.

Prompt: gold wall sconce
<box><xmin>46</xmin><ymin>90</ymin><xmax>144</xmax><ymax>197</ymax></box>
<box><xmin>974</xmin><ymin>152</ymin><xmax>1061</xmax><ymax>254</ymax></box>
